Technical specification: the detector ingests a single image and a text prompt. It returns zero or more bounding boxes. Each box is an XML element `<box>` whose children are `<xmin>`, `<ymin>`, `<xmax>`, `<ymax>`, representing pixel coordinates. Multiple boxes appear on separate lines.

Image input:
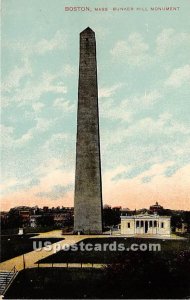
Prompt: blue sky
<box><xmin>1</xmin><ymin>0</ymin><xmax>190</xmax><ymax>210</ymax></box>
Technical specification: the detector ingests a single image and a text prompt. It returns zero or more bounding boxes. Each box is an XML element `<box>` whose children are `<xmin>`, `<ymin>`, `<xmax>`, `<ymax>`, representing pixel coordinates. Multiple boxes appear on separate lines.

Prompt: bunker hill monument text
<box><xmin>74</xmin><ymin>27</ymin><xmax>103</xmax><ymax>234</ymax></box>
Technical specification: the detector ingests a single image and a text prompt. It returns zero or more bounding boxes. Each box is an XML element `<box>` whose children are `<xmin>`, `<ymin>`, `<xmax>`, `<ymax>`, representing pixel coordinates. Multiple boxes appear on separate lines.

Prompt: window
<box><xmin>149</xmin><ymin>221</ymin><xmax>152</xmax><ymax>227</ymax></box>
<box><xmin>161</xmin><ymin>222</ymin><xmax>164</xmax><ymax>228</ymax></box>
<box><xmin>136</xmin><ymin>221</ymin><xmax>139</xmax><ymax>228</ymax></box>
<box><xmin>154</xmin><ymin>221</ymin><xmax>157</xmax><ymax>227</ymax></box>
<box><xmin>127</xmin><ymin>222</ymin><xmax>130</xmax><ymax>228</ymax></box>
<box><xmin>141</xmin><ymin>221</ymin><xmax>144</xmax><ymax>227</ymax></box>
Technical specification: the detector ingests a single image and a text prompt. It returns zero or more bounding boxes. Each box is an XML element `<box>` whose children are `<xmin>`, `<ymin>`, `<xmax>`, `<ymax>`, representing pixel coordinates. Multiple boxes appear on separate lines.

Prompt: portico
<box><xmin>120</xmin><ymin>213</ymin><xmax>171</xmax><ymax>236</ymax></box>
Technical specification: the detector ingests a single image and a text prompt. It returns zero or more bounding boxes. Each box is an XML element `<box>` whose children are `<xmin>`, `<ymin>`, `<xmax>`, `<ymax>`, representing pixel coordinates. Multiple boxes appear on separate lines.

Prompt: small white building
<box><xmin>121</xmin><ymin>213</ymin><xmax>171</xmax><ymax>236</ymax></box>
<box><xmin>30</xmin><ymin>215</ymin><xmax>41</xmax><ymax>228</ymax></box>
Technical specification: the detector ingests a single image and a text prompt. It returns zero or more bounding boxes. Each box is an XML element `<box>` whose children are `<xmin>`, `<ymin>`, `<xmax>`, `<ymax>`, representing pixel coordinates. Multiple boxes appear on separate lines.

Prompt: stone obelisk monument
<box><xmin>74</xmin><ymin>27</ymin><xmax>103</xmax><ymax>234</ymax></box>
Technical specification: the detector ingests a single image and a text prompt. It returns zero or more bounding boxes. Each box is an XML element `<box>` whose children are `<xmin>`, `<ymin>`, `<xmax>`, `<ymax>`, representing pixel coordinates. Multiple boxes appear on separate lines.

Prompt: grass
<box><xmin>37</xmin><ymin>237</ymin><xmax>190</xmax><ymax>264</ymax></box>
<box><xmin>4</xmin><ymin>268</ymin><xmax>104</xmax><ymax>299</ymax></box>
<box><xmin>1</xmin><ymin>226</ymin><xmax>63</xmax><ymax>235</ymax></box>
<box><xmin>1</xmin><ymin>234</ymin><xmax>64</xmax><ymax>262</ymax></box>
<box><xmin>4</xmin><ymin>261</ymin><xmax>190</xmax><ymax>299</ymax></box>
<box><xmin>3</xmin><ymin>237</ymin><xmax>190</xmax><ymax>299</ymax></box>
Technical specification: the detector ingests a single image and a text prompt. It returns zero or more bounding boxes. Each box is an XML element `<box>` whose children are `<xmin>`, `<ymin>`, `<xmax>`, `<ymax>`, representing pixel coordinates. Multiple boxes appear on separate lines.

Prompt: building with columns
<box><xmin>120</xmin><ymin>213</ymin><xmax>171</xmax><ymax>236</ymax></box>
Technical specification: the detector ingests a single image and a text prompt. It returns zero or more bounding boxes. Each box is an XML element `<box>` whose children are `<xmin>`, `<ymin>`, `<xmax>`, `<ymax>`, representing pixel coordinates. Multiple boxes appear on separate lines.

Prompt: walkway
<box><xmin>0</xmin><ymin>232</ymin><xmax>108</xmax><ymax>271</ymax></box>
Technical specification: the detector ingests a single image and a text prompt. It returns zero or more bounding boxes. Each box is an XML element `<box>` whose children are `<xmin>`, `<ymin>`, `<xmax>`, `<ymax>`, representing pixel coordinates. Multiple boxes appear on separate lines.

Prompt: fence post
<box><xmin>23</xmin><ymin>254</ymin><xmax>26</xmax><ymax>269</ymax></box>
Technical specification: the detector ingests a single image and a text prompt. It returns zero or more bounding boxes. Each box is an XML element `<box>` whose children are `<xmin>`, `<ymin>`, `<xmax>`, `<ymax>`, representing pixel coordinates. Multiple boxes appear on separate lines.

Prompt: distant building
<box><xmin>1</xmin><ymin>212</ymin><xmax>9</xmax><ymax>226</ymax></box>
<box><xmin>112</xmin><ymin>206</ymin><xmax>122</xmax><ymax>212</ymax></box>
<box><xmin>121</xmin><ymin>208</ymin><xmax>135</xmax><ymax>216</ymax></box>
<box><xmin>122</xmin><ymin>208</ymin><xmax>130</xmax><ymax>211</ymax></box>
<box><xmin>53</xmin><ymin>213</ymin><xmax>68</xmax><ymax>226</ymax></box>
<box><xmin>121</xmin><ymin>213</ymin><xmax>171</xmax><ymax>236</ymax></box>
<box><xmin>19</xmin><ymin>210</ymin><xmax>30</xmax><ymax>224</ymax></box>
<box><xmin>18</xmin><ymin>228</ymin><xmax>24</xmax><ymax>235</ymax></box>
<box><xmin>137</xmin><ymin>208</ymin><xmax>148</xmax><ymax>214</ymax></box>
<box><xmin>30</xmin><ymin>215</ymin><xmax>42</xmax><ymax>227</ymax></box>
<box><xmin>149</xmin><ymin>202</ymin><xmax>164</xmax><ymax>214</ymax></box>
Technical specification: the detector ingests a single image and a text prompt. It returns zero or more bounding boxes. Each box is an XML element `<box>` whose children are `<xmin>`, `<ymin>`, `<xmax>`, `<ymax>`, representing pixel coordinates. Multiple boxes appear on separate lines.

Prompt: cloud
<box><xmin>156</xmin><ymin>29</ymin><xmax>190</xmax><ymax>56</ymax></box>
<box><xmin>1</xmin><ymin>124</ymin><xmax>14</xmax><ymax>138</ymax></box>
<box><xmin>36</xmin><ymin>158</ymin><xmax>64</xmax><ymax>175</ymax></box>
<box><xmin>165</xmin><ymin>64</ymin><xmax>190</xmax><ymax>88</ymax></box>
<box><xmin>1</xmin><ymin>125</ymin><xmax>15</xmax><ymax>148</ymax></box>
<box><xmin>110</xmin><ymin>29</ymin><xmax>190</xmax><ymax>68</ymax></box>
<box><xmin>100</xmin><ymin>89</ymin><xmax>161</xmax><ymax>124</ymax></box>
<box><xmin>2</xmin><ymin>58</ymin><xmax>32</xmax><ymax>93</ymax></box>
<box><xmin>36</xmin><ymin>184</ymin><xmax>73</xmax><ymax>200</ymax></box>
<box><xmin>1</xmin><ymin>157</ymin><xmax>74</xmax><ymax>201</ymax></box>
<box><xmin>2</xmin><ymin>160</ymin><xmax>190</xmax><ymax>210</ymax></box>
<box><xmin>128</xmin><ymin>113</ymin><xmax>190</xmax><ymax>137</ymax></box>
<box><xmin>32</xmin><ymin>102</ymin><xmax>44</xmax><ymax>112</ymax></box>
<box><xmin>100</xmin><ymin>112</ymin><xmax>190</xmax><ymax>172</ymax></box>
<box><xmin>102</xmin><ymin>163</ymin><xmax>190</xmax><ymax>210</ymax></box>
<box><xmin>100</xmin><ymin>97</ymin><xmax>132</xmax><ymax>122</ymax></box>
<box><xmin>139</xmin><ymin>90</ymin><xmax>162</xmax><ymax>107</ymax></box>
<box><xmin>53</xmin><ymin>98</ymin><xmax>74</xmax><ymax>112</ymax></box>
<box><xmin>99</xmin><ymin>83</ymin><xmax>123</xmax><ymax>98</ymax></box>
<box><xmin>4</xmin><ymin>30</ymin><xmax>66</xmax><ymax>57</ymax></box>
<box><xmin>63</xmin><ymin>64</ymin><xmax>77</xmax><ymax>76</ymax></box>
<box><xmin>35</xmin><ymin>117</ymin><xmax>53</xmax><ymax>132</ymax></box>
<box><xmin>110</xmin><ymin>161</ymin><xmax>175</xmax><ymax>183</ymax></box>
<box><xmin>135</xmin><ymin>161</ymin><xmax>175</xmax><ymax>180</ymax></box>
<box><xmin>0</xmin><ymin>178</ymin><xmax>18</xmax><ymax>193</ymax></box>
<box><xmin>18</xmin><ymin>131</ymin><xmax>33</xmax><ymax>144</ymax></box>
<box><xmin>110</xmin><ymin>33</ymin><xmax>150</xmax><ymax>66</ymax></box>
<box><xmin>40</xmin><ymin>132</ymin><xmax>75</xmax><ymax>171</ymax></box>
<box><xmin>1</xmin><ymin>116</ymin><xmax>53</xmax><ymax>149</ymax></box>
<box><xmin>1</xmin><ymin>23</ymin><xmax>190</xmax><ymax>212</ymax></box>
<box><xmin>33</xmin><ymin>165</ymin><xmax>74</xmax><ymax>201</ymax></box>
<box><xmin>2</xmin><ymin>126</ymin><xmax>33</xmax><ymax>148</ymax></box>
<box><xmin>2</xmin><ymin>71</ymin><xmax>68</xmax><ymax>107</ymax></box>
<box><xmin>42</xmin><ymin>132</ymin><xmax>69</xmax><ymax>151</ymax></box>
<box><xmin>35</xmin><ymin>31</ymin><xmax>66</xmax><ymax>54</ymax></box>
<box><xmin>35</xmin><ymin>159</ymin><xmax>74</xmax><ymax>187</ymax></box>
<box><xmin>2</xmin><ymin>32</ymin><xmax>69</xmax><ymax>108</ymax></box>
<box><xmin>112</xmin><ymin>113</ymin><xmax>189</xmax><ymax>142</ymax></box>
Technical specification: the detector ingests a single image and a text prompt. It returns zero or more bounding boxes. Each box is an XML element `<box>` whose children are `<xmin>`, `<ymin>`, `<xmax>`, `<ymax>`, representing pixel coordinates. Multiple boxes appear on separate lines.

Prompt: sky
<box><xmin>1</xmin><ymin>0</ymin><xmax>190</xmax><ymax>211</ymax></box>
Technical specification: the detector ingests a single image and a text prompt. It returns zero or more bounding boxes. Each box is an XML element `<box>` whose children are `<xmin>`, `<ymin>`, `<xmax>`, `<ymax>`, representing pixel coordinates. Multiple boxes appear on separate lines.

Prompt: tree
<box><xmin>38</xmin><ymin>215</ymin><xmax>54</xmax><ymax>227</ymax></box>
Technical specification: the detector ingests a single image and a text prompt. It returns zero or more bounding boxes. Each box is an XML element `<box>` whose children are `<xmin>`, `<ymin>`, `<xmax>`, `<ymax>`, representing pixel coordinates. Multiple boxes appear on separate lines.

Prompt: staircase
<box><xmin>0</xmin><ymin>267</ymin><xmax>18</xmax><ymax>296</ymax></box>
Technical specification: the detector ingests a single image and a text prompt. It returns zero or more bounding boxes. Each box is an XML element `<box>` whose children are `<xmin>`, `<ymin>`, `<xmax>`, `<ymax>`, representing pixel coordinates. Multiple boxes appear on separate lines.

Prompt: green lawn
<box><xmin>5</xmin><ymin>261</ymin><xmax>190</xmax><ymax>299</ymax></box>
<box><xmin>4</xmin><ymin>237</ymin><xmax>190</xmax><ymax>299</ymax></box>
<box><xmin>37</xmin><ymin>237</ymin><xmax>190</xmax><ymax>264</ymax></box>
<box><xmin>1</xmin><ymin>234</ymin><xmax>64</xmax><ymax>262</ymax></box>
